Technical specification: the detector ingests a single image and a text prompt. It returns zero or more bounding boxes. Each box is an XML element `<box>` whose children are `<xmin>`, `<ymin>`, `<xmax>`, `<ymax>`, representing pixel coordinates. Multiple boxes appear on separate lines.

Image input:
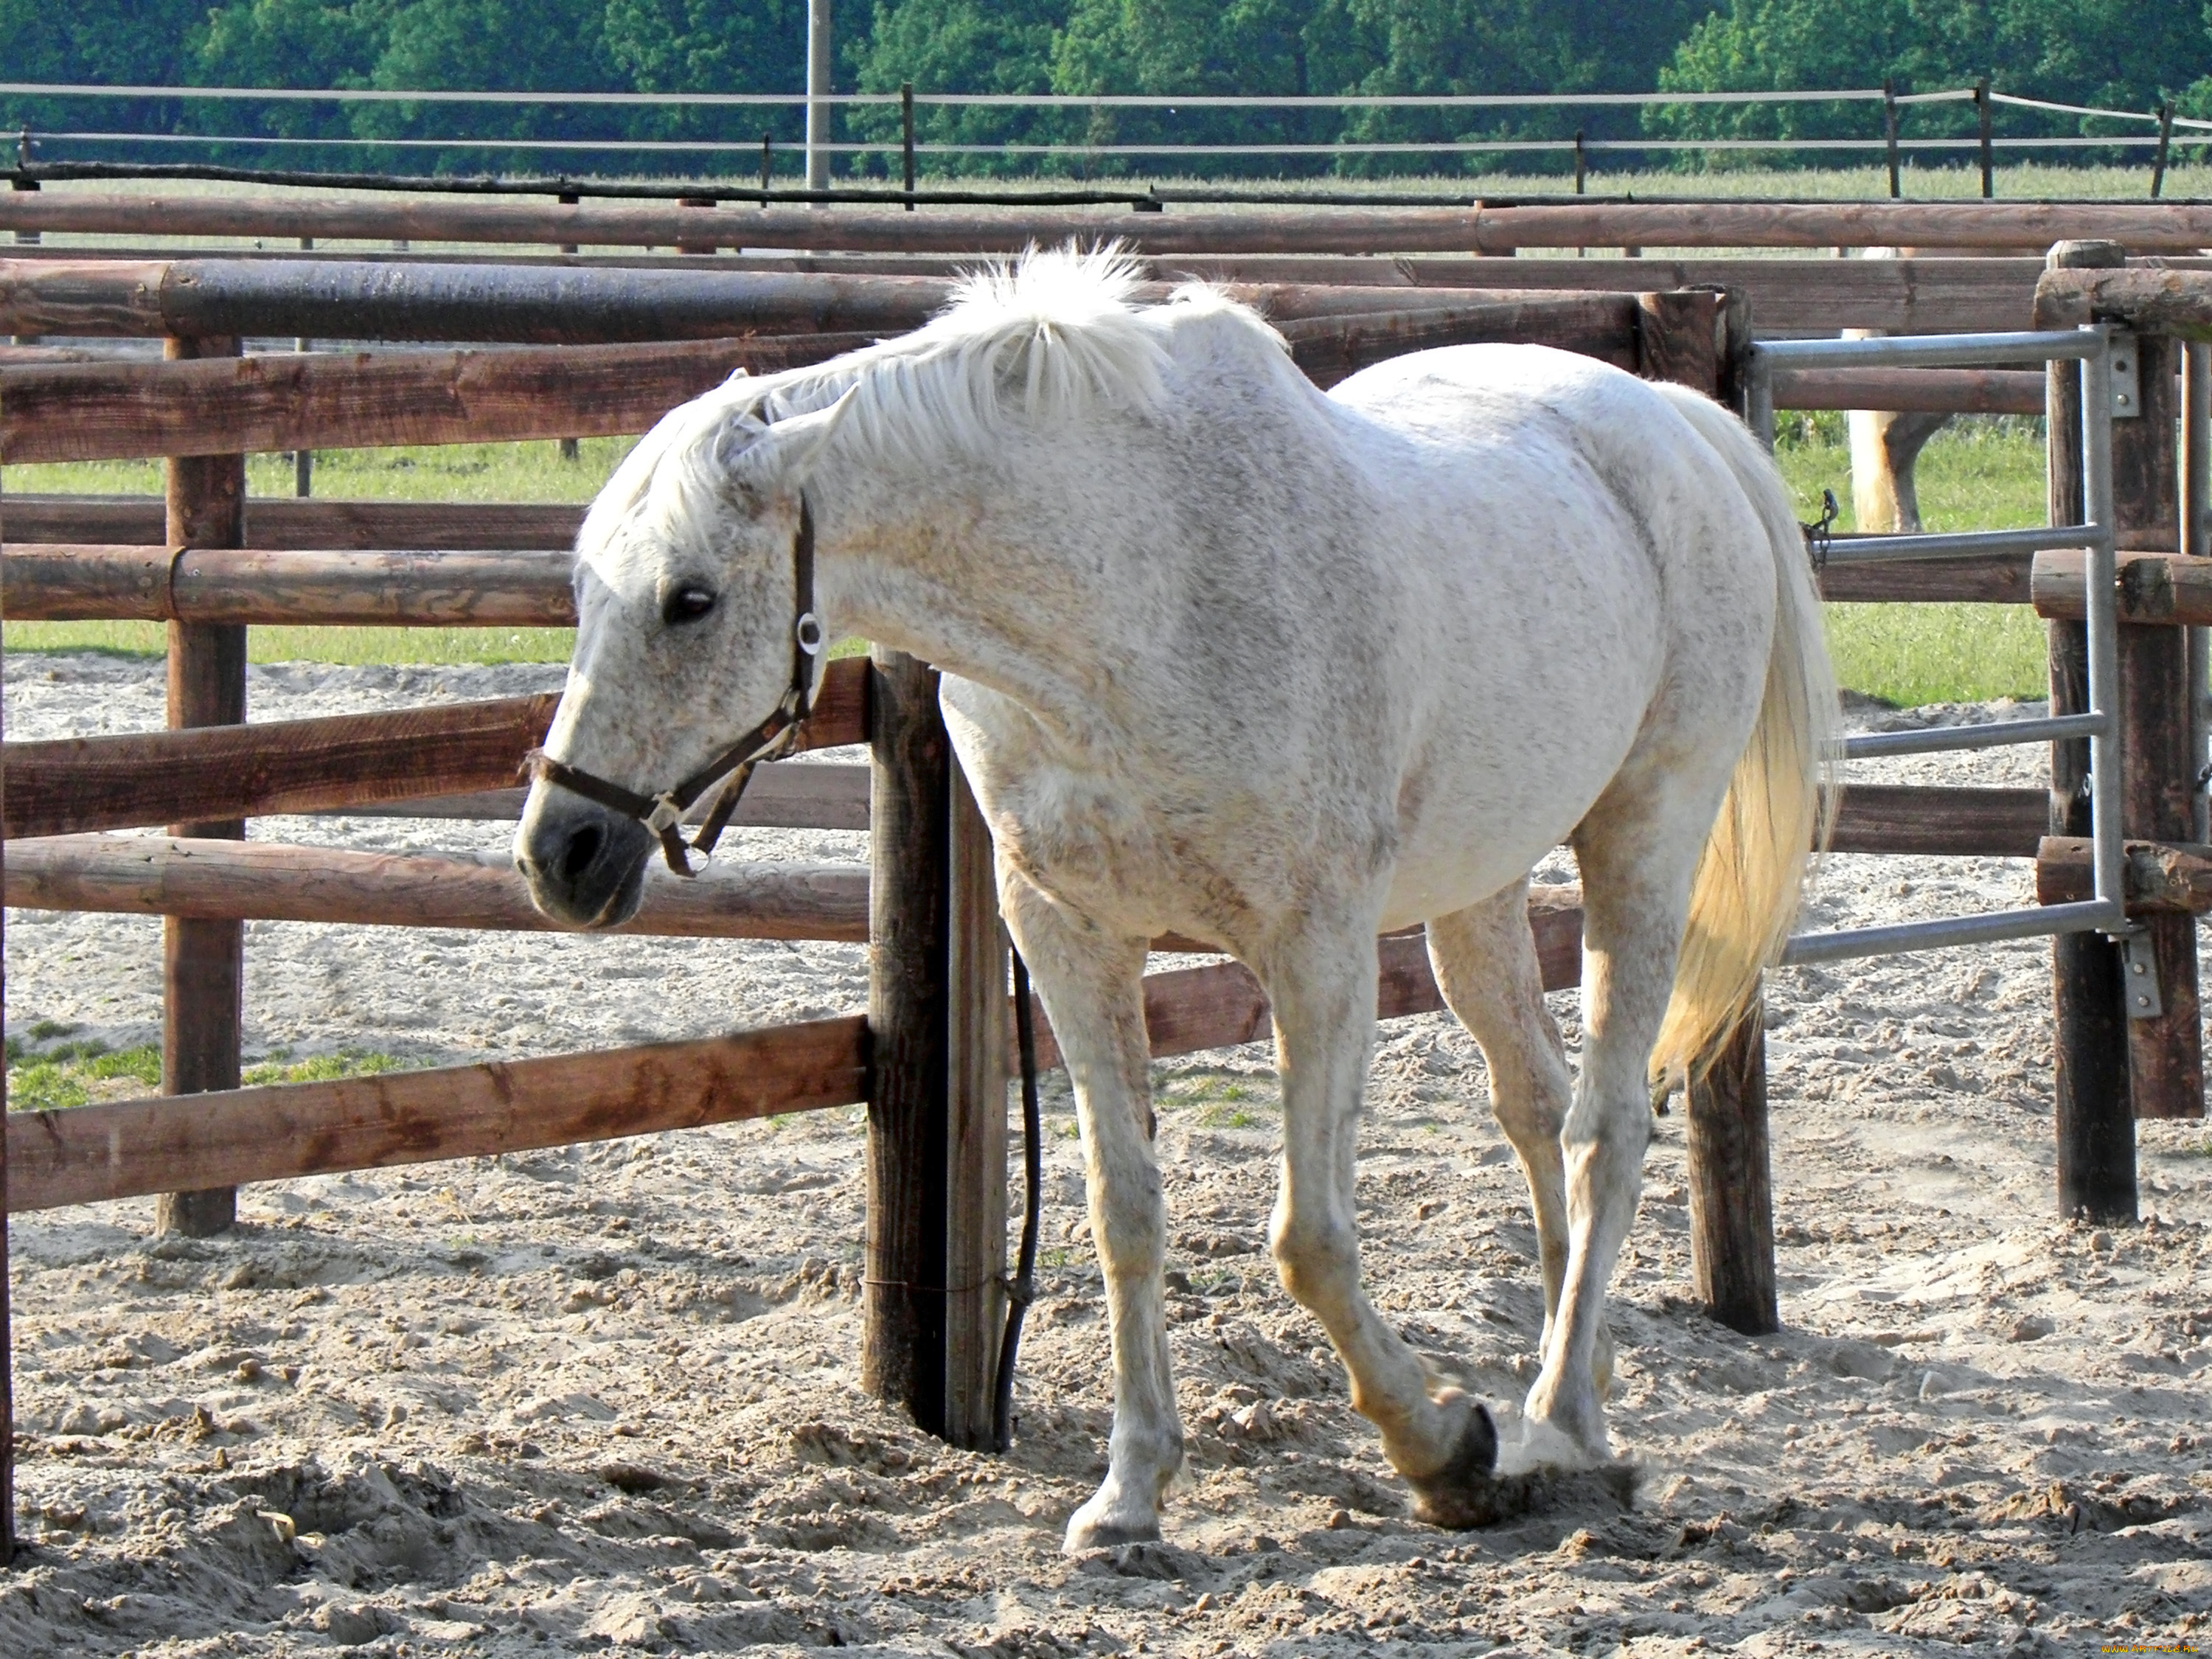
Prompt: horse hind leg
<box><xmin>1426</xmin><ymin>881</ymin><xmax>1613</xmax><ymax>1398</ymax></box>
<box><xmin>998</xmin><ymin>868</ymin><xmax>1180</xmax><ymax>1552</ymax></box>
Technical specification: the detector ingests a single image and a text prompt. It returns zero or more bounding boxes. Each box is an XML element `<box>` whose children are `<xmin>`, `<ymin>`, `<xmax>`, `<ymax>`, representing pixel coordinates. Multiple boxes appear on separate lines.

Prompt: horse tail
<box><xmin>1645</xmin><ymin>383</ymin><xmax>1840</xmax><ymax>1088</ymax></box>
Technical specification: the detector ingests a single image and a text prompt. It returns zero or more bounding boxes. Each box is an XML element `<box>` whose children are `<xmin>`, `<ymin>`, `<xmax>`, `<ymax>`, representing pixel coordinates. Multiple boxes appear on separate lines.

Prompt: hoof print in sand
<box><xmin>1074</xmin><ymin>1540</ymin><xmax>1213</xmax><ymax>1582</ymax></box>
<box><xmin>1415</xmin><ymin>1461</ymin><xmax>1639</xmax><ymax>1529</ymax></box>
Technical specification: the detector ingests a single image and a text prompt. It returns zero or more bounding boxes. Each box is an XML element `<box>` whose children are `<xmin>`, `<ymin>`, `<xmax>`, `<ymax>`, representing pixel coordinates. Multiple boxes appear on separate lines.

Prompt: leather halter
<box><xmin>524</xmin><ymin>498</ymin><xmax>824</xmax><ymax>877</ymax></box>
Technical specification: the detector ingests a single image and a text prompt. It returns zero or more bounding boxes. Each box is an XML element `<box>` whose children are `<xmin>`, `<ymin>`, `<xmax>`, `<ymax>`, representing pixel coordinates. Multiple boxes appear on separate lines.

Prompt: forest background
<box><xmin>3</xmin><ymin>0</ymin><xmax>2207</xmax><ymax>181</ymax></box>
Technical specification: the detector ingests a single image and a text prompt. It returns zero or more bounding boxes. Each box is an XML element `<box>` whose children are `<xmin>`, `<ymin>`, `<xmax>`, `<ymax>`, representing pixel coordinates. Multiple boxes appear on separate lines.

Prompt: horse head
<box><xmin>514</xmin><ymin>386</ymin><xmax>855</xmax><ymax>928</ymax></box>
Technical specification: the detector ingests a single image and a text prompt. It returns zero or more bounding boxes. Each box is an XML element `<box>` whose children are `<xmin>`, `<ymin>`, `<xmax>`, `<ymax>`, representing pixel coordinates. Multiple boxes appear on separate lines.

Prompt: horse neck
<box><xmin>810</xmin><ymin>440</ymin><xmax>1146</xmax><ymax>740</ymax></box>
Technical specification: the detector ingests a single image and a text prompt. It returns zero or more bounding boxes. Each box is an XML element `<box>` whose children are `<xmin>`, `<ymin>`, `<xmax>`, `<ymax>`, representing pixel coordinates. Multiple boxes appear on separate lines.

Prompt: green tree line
<box><xmin>1</xmin><ymin>0</ymin><xmax>2205</xmax><ymax>178</ymax></box>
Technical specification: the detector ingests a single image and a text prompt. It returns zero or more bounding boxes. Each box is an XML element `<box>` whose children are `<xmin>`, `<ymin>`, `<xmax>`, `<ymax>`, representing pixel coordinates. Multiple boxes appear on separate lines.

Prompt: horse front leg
<box><xmin>999</xmin><ymin>868</ymin><xmax>1180</xmax><ymax>1552</ymax></box>
<box><xmin>1265</xmin><ymin>924</ymin><xmax>1500</xmax><ymax>1526</ymax></box>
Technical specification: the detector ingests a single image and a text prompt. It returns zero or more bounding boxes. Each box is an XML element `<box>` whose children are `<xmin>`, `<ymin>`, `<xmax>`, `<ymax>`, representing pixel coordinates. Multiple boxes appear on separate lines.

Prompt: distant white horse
<box><xmin>516</xmin><ymin>249</ymin><xmax>1837</xmax><ymax>1548</ymax></box>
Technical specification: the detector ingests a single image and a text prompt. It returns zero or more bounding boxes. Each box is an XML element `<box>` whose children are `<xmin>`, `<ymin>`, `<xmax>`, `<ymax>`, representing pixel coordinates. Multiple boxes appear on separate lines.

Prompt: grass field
<box><xmin>4</xmin><ymin>414</ymin><xmax>2052</xmax><ymax>706</ymax></box>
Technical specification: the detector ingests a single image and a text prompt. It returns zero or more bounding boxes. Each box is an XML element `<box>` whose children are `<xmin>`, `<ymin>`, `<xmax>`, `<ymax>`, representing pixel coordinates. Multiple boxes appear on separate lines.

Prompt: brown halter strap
<box><xmin>523</xmin><ymin>498</ymin><xmax>823</xmax><ymax>877</ymax></box>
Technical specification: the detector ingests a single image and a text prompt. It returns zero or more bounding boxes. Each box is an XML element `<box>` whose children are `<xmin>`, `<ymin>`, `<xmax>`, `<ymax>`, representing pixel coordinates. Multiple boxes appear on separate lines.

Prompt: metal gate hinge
<box><xmin>2122</xmin><ymin>926</ymin><xmax>2163</xmax><ymax>1019</ymax></box>
<box><xmin>2110</xmin><ymin>332</ymin><xmax>2142</xmax><ymax>419</ymax></box>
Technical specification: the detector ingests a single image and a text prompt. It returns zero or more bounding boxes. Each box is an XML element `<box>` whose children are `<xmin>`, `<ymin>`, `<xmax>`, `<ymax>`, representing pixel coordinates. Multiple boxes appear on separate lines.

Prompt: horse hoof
<box><xmin>1064</xmin><ymin>1497</ymin><xmax>1164</xmax><ymax>1554</ymax></box>
<box><xmin>1406</xmin><ymin>1397</ymin><xmax>1500</xmax><ymax>1529</ymax></box>
<box><xmin>1416</xmin><ymin>1458</ymin><xmax>1639</xmax><ymax>1531</ymax></box>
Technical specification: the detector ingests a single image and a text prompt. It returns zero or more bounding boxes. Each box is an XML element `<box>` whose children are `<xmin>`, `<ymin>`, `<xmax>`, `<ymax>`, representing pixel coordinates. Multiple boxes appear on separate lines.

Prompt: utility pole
<box><xmin>807</xmin><ymin>0</ymin><xmax>832</xmax><ymax>198</ymax></box>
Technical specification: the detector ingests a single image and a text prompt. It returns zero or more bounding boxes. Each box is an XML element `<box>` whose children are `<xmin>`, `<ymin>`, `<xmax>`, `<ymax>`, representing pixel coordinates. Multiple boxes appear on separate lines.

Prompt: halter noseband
<box><xmin>524</xmin><ymin>498</ymin><xmax>824</xmax><ymax>877</ymax></box>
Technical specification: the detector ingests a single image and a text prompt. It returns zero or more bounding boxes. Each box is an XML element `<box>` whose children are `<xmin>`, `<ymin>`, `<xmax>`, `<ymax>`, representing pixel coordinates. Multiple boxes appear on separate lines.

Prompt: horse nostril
<box><xmin>558</xmin><ymin>822</ymin><xmax>605</xmax><ymax>886</ymax></box>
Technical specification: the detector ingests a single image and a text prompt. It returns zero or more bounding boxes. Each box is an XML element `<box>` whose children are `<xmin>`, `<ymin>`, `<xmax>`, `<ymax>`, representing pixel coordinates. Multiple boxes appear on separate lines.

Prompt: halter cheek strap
<box><xmin>524</xmin><ymin>498</ymin><xmax>824</xmax><ymax>877</ymax></box>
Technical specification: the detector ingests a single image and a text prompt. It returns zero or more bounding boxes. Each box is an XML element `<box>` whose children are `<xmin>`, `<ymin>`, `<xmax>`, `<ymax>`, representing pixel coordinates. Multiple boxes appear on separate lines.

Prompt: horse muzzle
<box><xmin>514</xmin><ymin>784</ymin><xmax>655</xmax><ymax>928</ymax></box>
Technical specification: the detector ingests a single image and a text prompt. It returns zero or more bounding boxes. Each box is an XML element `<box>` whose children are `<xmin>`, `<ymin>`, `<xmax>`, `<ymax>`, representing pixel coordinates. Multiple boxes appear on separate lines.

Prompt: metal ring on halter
<box><xmin>796</xmin><ymin>613</ymin><xmax>824</xmax><ymax>655</ymax></box>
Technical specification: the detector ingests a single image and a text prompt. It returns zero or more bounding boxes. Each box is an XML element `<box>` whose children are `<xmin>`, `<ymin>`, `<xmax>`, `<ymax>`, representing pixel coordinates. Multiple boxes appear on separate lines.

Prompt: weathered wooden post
<box><xmin>1685</xmin><ymin>1009</ymin><xmax>1778</xmax><ymax>1334</ymax></box>
<box><xmin>156</xmin><ymin>334</ymin><xmax>248</xmax><ymax>1239</ymax></box>
<box><xmin>2047</xmin><ymin>241</ymin><xmax>2137</xmax><ymax>1220</ymax></box>
<box><xmin>2114</xmin><ymin>327</ymin><xmax>2201</xmax><ymax>1121</ymax></box>
<box><xmin>2183</xmin><ymin>343</ymin><xmax>2210</xmax><ymax>842</ymax></box>
<box><xmin>863</xmin><ymin>646</ymin><xmax>1008</xmax><ymax>1447</ymax></box>
<box><xmin>1638</xmin><ymin>285</ymin><xmax>1781</xmax><ymax>1332</ymax></box>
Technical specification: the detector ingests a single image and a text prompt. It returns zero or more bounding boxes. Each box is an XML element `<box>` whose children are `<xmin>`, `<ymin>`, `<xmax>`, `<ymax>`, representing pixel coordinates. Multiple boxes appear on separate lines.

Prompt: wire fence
<box><xmin>1</xmin><ymin>81</ymin><xmax>2202</xmax><ymax>185</ymax></box>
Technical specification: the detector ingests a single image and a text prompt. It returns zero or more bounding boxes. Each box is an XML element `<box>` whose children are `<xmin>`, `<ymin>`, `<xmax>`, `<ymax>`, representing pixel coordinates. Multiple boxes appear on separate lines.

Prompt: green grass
<box><xmin>1777</xmin><ymin>415</ymin><xmax>2051</xmax><ymax>706</ymax></box>
<box><xmin>4</xmin><ymin>1032</ymin><xmax>408</xmax><ymax>1111</ymax></box>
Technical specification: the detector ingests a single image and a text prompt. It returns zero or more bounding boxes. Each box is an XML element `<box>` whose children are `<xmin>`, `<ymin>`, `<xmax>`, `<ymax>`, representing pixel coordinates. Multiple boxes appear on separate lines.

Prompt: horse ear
<box><xmin>731</xmin><ymin>388</ymin><xmax>859</xmax><ymax>493</ymax></box>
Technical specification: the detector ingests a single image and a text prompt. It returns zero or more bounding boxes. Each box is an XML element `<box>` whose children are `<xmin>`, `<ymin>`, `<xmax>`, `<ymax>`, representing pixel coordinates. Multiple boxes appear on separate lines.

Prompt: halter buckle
<box><xmin>642</xmin><ymin>794</ymin><xmax>685</xmax><ymax>836</ymax></box>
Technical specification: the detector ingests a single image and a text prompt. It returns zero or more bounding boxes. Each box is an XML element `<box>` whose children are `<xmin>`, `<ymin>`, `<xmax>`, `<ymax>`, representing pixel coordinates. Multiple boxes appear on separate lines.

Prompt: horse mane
<box><xmin>582</xmin><ymin>246</ymin><xmax>1281</xmax><ymax>551</ymax></box>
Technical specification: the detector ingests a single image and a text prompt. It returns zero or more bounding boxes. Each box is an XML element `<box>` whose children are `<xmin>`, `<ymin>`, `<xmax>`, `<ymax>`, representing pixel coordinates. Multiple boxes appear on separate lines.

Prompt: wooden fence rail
<box><xmin>4</xmin><ymin>835</ymin><xmax>872</xmax><ymax>941</ymax></box>
<box><xmin>8</xmin><ymin>194</ymin><xmax>2212</xmax><ymax>254</ymax></box>
<box><xmin>1</xmin><ymin>495</ymin><xmax>583</xmax><ymax>550</ymax></box>
<box><xmin>1</xmin><ymin>251</ymin><xmax>2124</xmax><ymax>336</ymax></box>
<box><xmin>0</xmin><ymin>657</ymin><xmax>867</xmax><ymax>838</ymax></box>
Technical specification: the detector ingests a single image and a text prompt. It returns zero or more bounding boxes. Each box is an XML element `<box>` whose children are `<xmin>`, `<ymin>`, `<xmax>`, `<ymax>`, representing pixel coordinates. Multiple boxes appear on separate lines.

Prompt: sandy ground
<box><xmin>2</xmin><ymin>653</ymin><xmax>2208</xmax><ymax>1658</ymax></box>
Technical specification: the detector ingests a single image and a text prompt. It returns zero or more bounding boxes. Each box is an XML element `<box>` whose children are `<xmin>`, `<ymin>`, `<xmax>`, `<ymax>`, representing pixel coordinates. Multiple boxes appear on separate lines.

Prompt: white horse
<box><xmin>515</xmin><ymin>248</ymin><xmax>1837</xmax><ymax>1548</ymax></box>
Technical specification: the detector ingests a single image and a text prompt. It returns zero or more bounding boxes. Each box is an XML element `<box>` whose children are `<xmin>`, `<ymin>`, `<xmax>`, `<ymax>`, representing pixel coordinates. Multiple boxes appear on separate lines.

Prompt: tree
<box><xmin>848</xmin><ymin>0</ymin><xmax>1070</xmax><ymax>177</ymax></box>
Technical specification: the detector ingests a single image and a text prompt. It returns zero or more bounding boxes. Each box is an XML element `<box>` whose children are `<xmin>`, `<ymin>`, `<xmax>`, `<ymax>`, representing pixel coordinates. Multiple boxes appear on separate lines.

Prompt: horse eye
<box><xmin>662</xmin><ymin>584</ymin><xmax>717</xmax><ymax>625</ymax></box>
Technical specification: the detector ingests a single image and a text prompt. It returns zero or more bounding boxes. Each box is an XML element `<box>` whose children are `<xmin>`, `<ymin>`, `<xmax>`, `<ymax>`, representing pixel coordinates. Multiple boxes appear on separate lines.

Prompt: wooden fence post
<box><xmin>1684</xmin><ymin>1004</ymin><xmax>1778</xmax><ymax>1335</ymax></box>
<box><xmin>1641</xmin><ymin>285</ymin><xmax>1782</xmax><ymax>1329</ymax></box>
<box><xmin>156</xmin><ymin>335</ymin><xmax>248</xmax><ymax>1239</ymax></box>
<box><xmin>2115</xmin><ymin>331</ymin><xmax>2203</xmax><ymax>1121</ymax></box>
<box><xmin>2046</xmin><ymin>241</ymin><xmax>2138</xmax><ymax>1221</ymax></box>
<box><xmin>863</xmin><ymin>646</ymin><xmax>1007</xmax><ymax>1445</ymax></box>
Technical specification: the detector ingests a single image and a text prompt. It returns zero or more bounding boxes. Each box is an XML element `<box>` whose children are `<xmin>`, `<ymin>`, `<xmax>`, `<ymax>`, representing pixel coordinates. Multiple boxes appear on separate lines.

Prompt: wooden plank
<box><xmin>1773</xmin><ymin>366</ymin><xmax>2045</xmax><ymax>415</ymax></box>
<box><xmin>0</xmin><ymin>251</ymin><xmax>2059</xmax><ymax>338</ymax></box>
<box><xmin>5</xmin><ymin>1015</ymin><xmax>869</xmax><ymax>1214</ymax></box>
<box><xmin>1279</xmin><ymin>296</ymin><xmax>1638</xmax><ymax>382</ymax></box>
<box><xmin>4</xmin><ymin>544</ymin><xmax>579</xmax><ymax>626</ymax></box>
<box><xmin>1685</xmin><ymin>1005</ymin><xmax>1779</xmax><ymax>1336</ymax></box>
<box><xmin>863</xmin><ymin>647</ymin><xmax>952</xmax><ymax>1432</ymax></box>
<box><xmin>321</xmin><ymin>761</ymin><xmax>872</xmax><ymax>831</ymax></box>
<box><xmin>1024</xmin><ymin>889</ymin><xmax>1586</xmax><ymax>1073</ymax></box>
<box><xmin>0</xmin><ymin>656</ymin><xmax>865</xmax><ymax>838</ymax></box>
<box><xmin>942</xmin><ymin>766</ymin><xmax>1007</xmax><ymax>1450</ymax></box>
<box><xmin>1</xmin><ymin>493</ymin><xmax>584</xmax><ymax>551</ymax></box>
<box><xmin>2114</xmin><ymin>335</ymin><xmax>2202</xmax><ymax>1121</ymax></box>
<box><xmin>1829</xmin><ymin>784</ymin><xmax>2047</xmax><ymax>857</ymax></box>
<box><xmin>2046</xmin><ymin>240</ymin><xmax>2138</xmax><ymax>1220</ymax></box>
<box><xmin>10</xmin><ymin>194</ymin><xmax>2212</xmax><ymax>254</ymax></box>
<box><xmin>0</xmin><ymin>335</ymin><xmax>876</xmax><ymax>462</ymax></box>
<box><xmin>2035</xmin><ymin>266</ymin><xmax>2212</xmax><ymax>338</ymax></box>
<box><xmin>1818</xmin><ymin>553</ymin><xmax>2034</xmax><ymax>605</ymax></box>
<box><xmin>2037</xmin><ymin>834</ymin><xmax>2212</xmax><ymax>914</ymax></box>
<box><xmin>159</xmin><ymin>336</ymin><xmax>246</xmax><ymax>1240</ymax></box>
<box><xmin>3</xmin><ymin>835</ymin><xmax>870</xmax><ymax>940</ymax></box>
<box><xmin>2032</xmin><ymin>549</ymin><xmax>2211</xmax><ymax>624</ymax></box>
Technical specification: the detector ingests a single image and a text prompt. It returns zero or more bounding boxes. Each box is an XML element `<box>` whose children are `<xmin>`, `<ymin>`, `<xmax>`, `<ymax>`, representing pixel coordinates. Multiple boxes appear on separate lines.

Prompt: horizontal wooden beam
<box><xmin>1773</xmin><ymin>366</ymin><xmax>2045</xmax><ymax>415</ymax></box>
<box><xmin>7</xmin><ymin>195</ymin><xmax>2212</xmax><ymax>254</ymax></box>
<box><xmin>0</xmin><ymin>293</ymin><xmax>1639</xmax><ymax>462</ymax></box>
<box><xmin>0</xmin><ymin>655</ymin><xmax>866</xmax><ymax>838</ymax></box>
<box><xmin>4</xmin><ymin>835</ymin><xmax>870</xmax><ymax>940</ymax></box>
<box><xmin>2038</xmin><ymin>835</ymin><xmax>2212</xmax><ymax>914</ymax></box>
<box><xmin>2034</xmin><ymin>267</ymin><xmax>2212</xmax><ymax>338</ymax></box>
<box><xmin>0</xmin><ymin>335</ymin><xmax>872</xmax><ymax>463</ymax></box>
<box><xmin>1816</xmin><ymin>552</ymin><xmax>2032</xmax><ymax>605</ymax></box>
<box><xmin>2032</xmin><ymin>549</ymin><xmax>2208</xmax><ymax>625</ymax></box>
<box><xmin>0</xmin><ymin>251</ymin><xmax>2067</xmax><ymax>336</ymax></box>
<box><xmin>324</xmin><ymin>761</ymin><xmax>871</xmax><ymax>831</ymax></box>
<box><xmin>3</xmin><ymin>543</ymin><xmax>577</xmax><ymax>626</ymax></box>
<box><xmin>1</xmin><ymin>493</ymin><xmax>584</xmax><ymax>552</ymax></box>
<box><xmin>1830</xmin><ymin>783</ymin><xmax>2047</xmax><ymax>858</ymax></box>
<box><xmin>1027</xmin><ymin>886</ymin><xmax>1586</xmax><ymax>1072</ymax></box>
<box><xmin>5</xmin><ymin>1015</ymin><xmax>870</xmax><ymax>1213</ymax></box>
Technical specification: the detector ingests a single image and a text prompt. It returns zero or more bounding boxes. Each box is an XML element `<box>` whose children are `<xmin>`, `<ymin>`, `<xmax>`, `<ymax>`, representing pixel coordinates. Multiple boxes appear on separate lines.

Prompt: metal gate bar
<box><xmin>1746</xmin><ymin>325</ymin><xmax>2124</xmax><ymax>964</ymax></box>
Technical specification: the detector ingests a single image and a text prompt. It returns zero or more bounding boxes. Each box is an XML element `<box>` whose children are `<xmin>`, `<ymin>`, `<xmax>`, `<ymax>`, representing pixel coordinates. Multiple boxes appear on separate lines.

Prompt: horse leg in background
<box><xmin>999</xmin><ymin>867</ymin><xmax>1180</xmax><ymax>1551</ymax></box>
<box><xmin>1523</xmin><ymin>785</ymin><xmax>1717</xmax><ymax>1465</ymax></box>
<box><xmin>1264</xmin><ymin>915</ymin><xmax>1500</xmax><ymax>1525</ymax></box>
<box><xmin>1425</xmin><ymin>882</ymin><xmax>1613</xmax><ymax>1397</ymax></box>
<box><xmin>1849</xmin><ymin>408</ymin><xmax>1951</xmax><ymax>533</ymax></box>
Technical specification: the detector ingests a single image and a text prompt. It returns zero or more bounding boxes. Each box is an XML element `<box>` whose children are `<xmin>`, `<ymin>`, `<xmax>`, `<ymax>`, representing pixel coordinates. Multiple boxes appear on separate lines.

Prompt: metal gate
<box><xmin>1742</xmin><ymin>327</ymin><xmax>2135</xmax><ymax>979</ymax></box>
